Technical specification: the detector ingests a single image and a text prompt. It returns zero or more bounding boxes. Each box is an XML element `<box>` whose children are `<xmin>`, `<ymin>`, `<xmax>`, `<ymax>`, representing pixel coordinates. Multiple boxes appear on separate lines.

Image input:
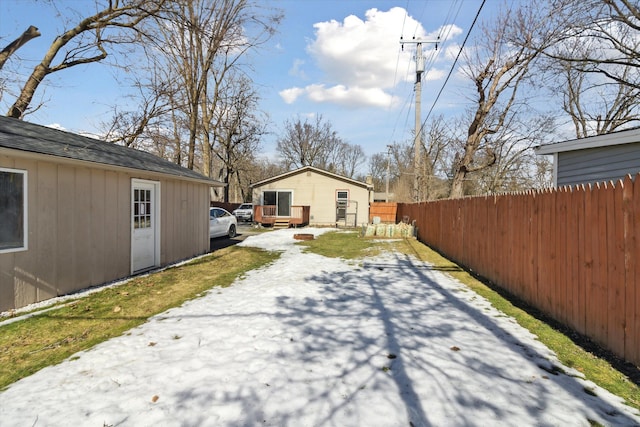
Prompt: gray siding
<box><xmin>557</xmin><ymin>142</ymin><xmax>640</xmax><ymax>187</ymax></box>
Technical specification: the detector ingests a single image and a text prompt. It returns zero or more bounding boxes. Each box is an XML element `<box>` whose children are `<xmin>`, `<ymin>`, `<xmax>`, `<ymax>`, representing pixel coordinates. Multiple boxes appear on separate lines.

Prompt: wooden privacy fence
<box><xmin>369</xmin><ymin>202</ymin><xmax>398</xmax><ymax>223</ymax></box>
<box><xmin>397</xmin><ymin>174</ymin><xmax>640</xmax><ymax>367</ymax></box>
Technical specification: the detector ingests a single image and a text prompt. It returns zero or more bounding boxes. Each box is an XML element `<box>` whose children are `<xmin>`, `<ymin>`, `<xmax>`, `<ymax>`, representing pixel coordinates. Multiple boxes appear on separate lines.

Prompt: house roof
<box><xmin>251</xmin><ymin>165</ymin><xmax>374</xmax><ymax>189</ymax></box>
<box><xmin>535</xmin><ymin>126</ymin><xmax>640</xmax><ymax>155</ymax></box>
<box><xmin>0</xmin><ymin>116</ymin><xmax>223</xmax><ymax>186</ymax></box>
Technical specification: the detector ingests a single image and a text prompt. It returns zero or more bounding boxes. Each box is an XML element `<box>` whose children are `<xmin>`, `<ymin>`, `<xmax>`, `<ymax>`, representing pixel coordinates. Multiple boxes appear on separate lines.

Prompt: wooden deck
<box><xmin>254</xmin><ymin>205</ymin><xmax>310</xmax><ymax>227</ymax></box>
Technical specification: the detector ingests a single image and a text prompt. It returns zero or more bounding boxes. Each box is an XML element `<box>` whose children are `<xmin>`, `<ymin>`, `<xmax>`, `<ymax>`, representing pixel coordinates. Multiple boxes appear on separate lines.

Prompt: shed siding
<box><xmin>252</xmin><ymin>170</ymin><xmax>370</xmax><ymax>225</ymax></box>
<box><xmin>0</xmin><ymin>154</ymin><xmax>210</xmax><ymax>312</ymax></box>
<box><xmin>557</xmin><ymin>142</ymin><xmax>640</xmax><ymax>186</ymax></box>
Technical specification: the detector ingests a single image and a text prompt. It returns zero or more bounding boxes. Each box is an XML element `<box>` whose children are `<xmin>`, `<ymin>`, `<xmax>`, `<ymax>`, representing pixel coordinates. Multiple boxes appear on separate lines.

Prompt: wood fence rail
<box><xmin>397</xmin><ymin>174</ymin><xmax>639</xmax><ymax>366</ymax></box>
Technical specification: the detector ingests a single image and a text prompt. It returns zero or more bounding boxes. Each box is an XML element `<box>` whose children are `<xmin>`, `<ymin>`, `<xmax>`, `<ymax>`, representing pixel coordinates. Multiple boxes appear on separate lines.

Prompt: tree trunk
<box><xmin>7</xmin><ymin>63</ymin><xmax>47</xmax><ymax>118</ymax></box>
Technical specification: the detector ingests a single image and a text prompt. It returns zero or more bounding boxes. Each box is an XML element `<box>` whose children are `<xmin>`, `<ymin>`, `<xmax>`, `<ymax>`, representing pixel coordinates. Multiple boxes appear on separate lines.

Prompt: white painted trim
<box><xmin>0</xmin><ymin>167</ymin><xmax>28</xmax><ymax>254</ymax></box>
<box><xmin>130</xmin><ymin>179</ymin><xmax>161</xmax><ymax>273</ymax></box>
<box><xmin>535</xmin><ymin>127</ymin><xmax>640</xmax><ymax>154</ymax></box>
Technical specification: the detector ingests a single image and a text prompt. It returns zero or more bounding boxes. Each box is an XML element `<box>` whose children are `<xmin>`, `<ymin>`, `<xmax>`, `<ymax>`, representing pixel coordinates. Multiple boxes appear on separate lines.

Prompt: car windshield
<box><xmin>239</xmin><ymin>204</ymin><xmax>252</xmax><ymax>209</ymax></box>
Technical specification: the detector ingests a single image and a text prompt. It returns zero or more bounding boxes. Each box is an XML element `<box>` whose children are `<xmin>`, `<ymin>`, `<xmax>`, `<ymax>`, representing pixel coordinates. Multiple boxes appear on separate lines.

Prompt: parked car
<box><xmin>209</xmin><ymin>207</ymin><xmax>237</xmax><ymax>238</ymax></box>
<box><xmin>232</xmin><ymin>203</ymin><xmax>254</xmax><ymax>222</ymax></box>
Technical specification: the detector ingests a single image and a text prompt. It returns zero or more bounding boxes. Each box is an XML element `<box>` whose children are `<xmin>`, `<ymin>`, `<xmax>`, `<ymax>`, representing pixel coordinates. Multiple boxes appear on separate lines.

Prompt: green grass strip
<box><xmin>0</xmin><ymin>246</ymin><xmax>278</xmax><ymax>390</ymax></box>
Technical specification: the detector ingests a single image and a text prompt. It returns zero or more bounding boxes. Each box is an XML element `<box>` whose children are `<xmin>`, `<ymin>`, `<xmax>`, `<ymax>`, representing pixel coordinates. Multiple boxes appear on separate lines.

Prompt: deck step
<box><xmin>273</xmin><ymin>218</ymin><xmax>290</xmax><ymax>229</ymax></box>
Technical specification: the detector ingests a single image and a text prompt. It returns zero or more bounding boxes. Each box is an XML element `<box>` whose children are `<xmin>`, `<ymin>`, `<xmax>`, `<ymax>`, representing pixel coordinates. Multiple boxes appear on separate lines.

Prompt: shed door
<box><xmin>131</xmin><ymin>180</ymin><xmax>160</xmax><ymax>272</ymax></box>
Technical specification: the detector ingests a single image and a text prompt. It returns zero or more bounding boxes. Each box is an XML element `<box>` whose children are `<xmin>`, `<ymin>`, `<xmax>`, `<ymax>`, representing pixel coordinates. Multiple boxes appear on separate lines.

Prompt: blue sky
<box><xmin>0</xmin><ymin>0</ymin><xmax>500</xmax><ymax>163</ymax></box>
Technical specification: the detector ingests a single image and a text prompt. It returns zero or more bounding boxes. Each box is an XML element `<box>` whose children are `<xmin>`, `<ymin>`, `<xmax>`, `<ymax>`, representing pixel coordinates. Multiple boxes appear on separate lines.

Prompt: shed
<box><xmin>251</xmin><ymin>166</ymin><xmax>373</xmax><ymax>227</ymax></box>
<box><xmin>535</xmin><ymin>127</ymin><xmax>640</xmax><ymax>187</ymax></box>
<box><xmin>0</xmin><ymin>116</ymin><xmax>223</xmax><ymax>312</ymax></box>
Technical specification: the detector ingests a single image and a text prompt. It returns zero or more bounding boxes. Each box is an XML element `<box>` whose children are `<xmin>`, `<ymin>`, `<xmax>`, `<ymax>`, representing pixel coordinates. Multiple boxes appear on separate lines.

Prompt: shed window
<box><xmin>133</xmin><ymin>189</ymin><xmax>152</xmax><ymax>229</ymax></box>
<box><xmin>0</xmin><ymin>168</ymin><xmax>27</xmax><ymax>253</ymax></box>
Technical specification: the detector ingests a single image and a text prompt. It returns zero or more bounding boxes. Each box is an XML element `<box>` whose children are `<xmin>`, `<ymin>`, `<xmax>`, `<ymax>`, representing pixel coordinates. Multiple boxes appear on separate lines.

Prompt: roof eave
<box><xmin>535</xmin><ymin>127</ymin><xmax>640</xmax><ymax>155</ymax></box>
<box><xmin>251</xmin><ymin>165</ymin><xmax>372</xmax><ymax>189</ymax></box>
<box><xmin>0</xmin><ymin>147</ymin><xmax>225</xmax><ymax>187</ymax></box>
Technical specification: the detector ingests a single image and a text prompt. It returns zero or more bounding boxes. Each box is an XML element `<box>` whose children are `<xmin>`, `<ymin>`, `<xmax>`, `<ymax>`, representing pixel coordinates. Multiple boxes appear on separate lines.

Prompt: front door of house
<box><xmin>131</xmin><ymin>180</ymin><xmax>159</xmax><ymax>272</ymax></box>
<box><xmin>263</xmin><ymin>190</ymin><xmax>292</xmax><ymax>217</ymax></box>
<box><xmin>277</xmin><ymin>191</ymin><xmax>291</xmax><ymax>216</ymax></box>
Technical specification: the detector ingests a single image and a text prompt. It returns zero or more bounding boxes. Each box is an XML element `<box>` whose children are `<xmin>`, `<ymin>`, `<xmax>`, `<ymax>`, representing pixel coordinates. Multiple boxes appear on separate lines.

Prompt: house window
<box><xmin>336</xmin><ymin>190</ymin><xmax>349</xmax><ymax>206</ymax></box>
<box><xmin>0</xmin><ymin>168</ymin><xmax>27</xmax><ymax>253</ymax></box>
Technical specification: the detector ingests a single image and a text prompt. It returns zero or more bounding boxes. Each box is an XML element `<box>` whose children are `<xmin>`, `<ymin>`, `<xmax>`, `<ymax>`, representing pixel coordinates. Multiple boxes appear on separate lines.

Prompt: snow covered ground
<box><xmin>1</xmin><ymin>228</ymin><xmax>639</xmax><ymax>426</ymax></box>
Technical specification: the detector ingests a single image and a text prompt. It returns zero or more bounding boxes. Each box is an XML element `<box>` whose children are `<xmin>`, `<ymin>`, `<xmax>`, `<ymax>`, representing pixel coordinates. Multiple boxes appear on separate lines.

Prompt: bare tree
<box><xmin>5</xmin><ymin>0</ymin><xmax>166</xmax><ymax>119</ymax></box>
<box><xmin>555</xmin><ymin>60</ymin><xmax>640</xmax><ymax>137</ymax></box>
<box><xmin>210</xmin><ymin>74</ymin><xmax>266</xmax><ymax>202</ymax></box>
<box><xmin>541</xmin><ymin>0</ymin><xmax>640</xmax><ymax>91</ymax></box>
<box><xmin>327</xmin><ymin>142</ymin><xmax>366</xmax><ymax>179</ymax></box>
<box><xmin>381</xmin><ymin>142</ymin><xmax>415</xmax><ymax>203</ymax></box>
<box><xmin>149</xmin><ymin>0</ymin><xmax>244</xmax><ymax>170</ymax></box>
<box><xmin>101</xmin><ymin>64</ymin><xmax>177</xmax><ymax>149</ymax></box>
<box><xmin>471</xmin><ymin>114</ymin><xmax>557</xmax><ymax>194</ymax></box>
<box><xmin>140</xmin><ymin>0</ymin><xmax>280</xmax><ymax>170</ymax></box>
<box><xmin>368</xmin><ymin>152</ymin><xmax>389</xmax><ymax>194</ymax></box>
<box><xmin>98</xmin><ymin>0</ymin><xmax>280</xmax><ymax>180</ymax></box>
<box><xmin>420</xmin><ymin>115</ymin><xmax>452</xmax><ymax>200</ymax></box>
<box><xmin>449</xmin><ymin>4</ymin><xmax>552</xmax><ymax>198</ymax></box>
<box><xmin>276</xmin><ymin>115</ymin><xmax>342</xmax><ymax>170</ymax></box>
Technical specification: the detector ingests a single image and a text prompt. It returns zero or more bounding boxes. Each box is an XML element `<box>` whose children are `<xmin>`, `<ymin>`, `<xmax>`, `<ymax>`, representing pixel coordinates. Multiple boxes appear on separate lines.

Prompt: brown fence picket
<box><xmin>609</xmin><ymin>181</ymin><xmax>626</xmax><ymax>356</ymax></box>
<box><xmin>567</xmin><ymin>186</ymin><xmax>588</xmax><ymax>334</ymax></box>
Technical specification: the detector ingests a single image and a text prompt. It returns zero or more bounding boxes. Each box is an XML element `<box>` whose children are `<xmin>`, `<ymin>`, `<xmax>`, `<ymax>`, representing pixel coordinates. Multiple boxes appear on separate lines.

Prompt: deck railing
<box><xmin>254</xmin><ymin>205</ymin><xmax>310</xmax><ymax>226</ymax></box>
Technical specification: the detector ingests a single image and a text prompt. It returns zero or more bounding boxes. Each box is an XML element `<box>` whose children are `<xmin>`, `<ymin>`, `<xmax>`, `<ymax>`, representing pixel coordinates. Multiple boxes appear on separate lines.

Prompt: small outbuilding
<box><xmin>535</xmin><ymin>127</ymin><xmax>640</xmax><ymax>187</ymax></box>
<box><xmin>0</xmin><ymin>116</ymin><xmax>223</xmax><ymax>312</ymax></box>
<box><xmin>251</xmin><ymin>166</ymin><xmax>374</xmax><ymax>227</ymax></box>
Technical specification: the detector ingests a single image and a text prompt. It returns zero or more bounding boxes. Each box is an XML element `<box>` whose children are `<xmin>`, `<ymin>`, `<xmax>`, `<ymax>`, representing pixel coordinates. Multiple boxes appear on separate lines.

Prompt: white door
<box><xmin>131</xmin><ymin>180</ymin><xmax>159</xmax><ymax>272</ymax></box>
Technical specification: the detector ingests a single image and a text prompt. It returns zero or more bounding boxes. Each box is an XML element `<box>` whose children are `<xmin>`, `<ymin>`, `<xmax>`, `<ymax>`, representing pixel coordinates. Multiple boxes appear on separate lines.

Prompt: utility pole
<box><xmin>385</xmin><ymin>145</ymin><xmax>391</xmax><ymax>202</ymax></box>
<box><xmin>400</xmin><ymin>36</ymin><xmax>438</xmax><ymax>202</ymax></box>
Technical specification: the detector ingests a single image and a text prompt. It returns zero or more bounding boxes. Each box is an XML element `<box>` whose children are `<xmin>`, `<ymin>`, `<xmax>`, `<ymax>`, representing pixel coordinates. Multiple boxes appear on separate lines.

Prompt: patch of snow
<box><xmin>0</xmin><ymin>228</ymin><xmax>638</xmax><ymax>426</ymax></box>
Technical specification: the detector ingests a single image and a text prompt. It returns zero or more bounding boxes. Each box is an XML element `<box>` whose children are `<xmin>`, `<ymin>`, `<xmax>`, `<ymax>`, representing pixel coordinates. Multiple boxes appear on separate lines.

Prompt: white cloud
<box><xmin>308</xmin><ymin>7</ymin><xmax>414</xmax><ymax>89</ymax></box>
<box><xmin>279</xmin><ymin>83</ymin><xmax>401</xmax><ymax>109</ymax></box>
<box><xmin>306</xmin><ymin>84</ymin><xmax>400</xmax><ymax>108</ymax></box>
<box><xmin>288</xmin><ymin>59</ymin><xmax>307</xmax><ymax>79</ymax></box>
<box><xmin>424</xmin><ymin>68</ymin><xmax>446</xmax><ymax>81</ymax></box>
<box><xmin>427</xmin><ymin>24</ymin><xmax>463</xmax><ymax>42</ymax></box>
<box><xmin>280</xmin><ymin>7</ymin><xmax>460</xmax><ymax>109</ymax></box>
<box><xmin>279</xmin><ymin>87</ymin><xmax>305</xmax><ymax>104</ymax></box>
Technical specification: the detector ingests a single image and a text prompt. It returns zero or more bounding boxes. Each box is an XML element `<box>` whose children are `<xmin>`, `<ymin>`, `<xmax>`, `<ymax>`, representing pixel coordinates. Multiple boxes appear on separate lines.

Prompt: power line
<box><xmin>421</xmin><ymin>0</ymin><xmax>487</xmax><ymax>128</ymax></box>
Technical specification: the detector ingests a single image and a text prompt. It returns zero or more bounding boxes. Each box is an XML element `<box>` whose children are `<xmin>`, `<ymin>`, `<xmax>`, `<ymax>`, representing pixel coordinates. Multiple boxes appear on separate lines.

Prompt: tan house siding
<box><xmin>0</xmin><ymin>153</ymin><xmax>210</xmax><ymax>312</ymax></box>
<box><xmin>252</xmin><ymin>168</ymin><xmax>371</xmax><ymax>226</ymax></box>
<box><xmin>161</xmin><ymin>178</ymin><xmax>210</xmax><ymax>265</ymax></box>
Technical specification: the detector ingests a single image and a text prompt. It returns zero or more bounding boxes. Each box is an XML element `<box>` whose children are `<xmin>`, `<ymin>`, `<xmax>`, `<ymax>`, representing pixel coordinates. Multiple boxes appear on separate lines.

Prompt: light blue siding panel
<box><xmin>557</xmin><ymin>142</ymin><xmax>640</xmax><ymax>186</ymax></box>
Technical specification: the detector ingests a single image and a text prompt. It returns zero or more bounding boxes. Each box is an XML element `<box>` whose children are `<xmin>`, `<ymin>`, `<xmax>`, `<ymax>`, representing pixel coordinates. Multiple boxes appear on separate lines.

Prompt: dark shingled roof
<box><xmin>0</xmin><ymin>116</ymin><xmax>222</xmax><ymax>185</ymax></box>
